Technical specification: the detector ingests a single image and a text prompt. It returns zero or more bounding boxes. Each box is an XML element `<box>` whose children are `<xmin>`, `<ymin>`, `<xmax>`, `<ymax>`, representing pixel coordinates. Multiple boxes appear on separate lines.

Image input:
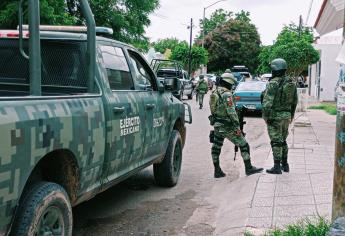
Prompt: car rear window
<box><xmin>237</xmin><ymin>82</ymin><xmax>266</xmax><ymax>91</ymax></box>
<box><xmin>157</xmin><ymin>69</ymin><xmax>179</xmax><ymax>78</ymax></box>
<box><xmin>0</xmin><ymin>39</ymin><xmax>89</xmax><ymax>96</ymax></box>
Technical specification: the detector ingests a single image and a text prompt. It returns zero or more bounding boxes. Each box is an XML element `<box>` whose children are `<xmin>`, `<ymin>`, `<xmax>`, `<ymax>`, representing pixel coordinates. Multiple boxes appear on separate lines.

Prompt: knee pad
<box><xmin>212</xmin><ymin>146</ymin><xmax>222</xmax><ymax>156</ymax></box>
<box><xmin>240</xmin><ymin>143</ymin><xmax>250</xmax><ymax>154</ymax></box>
<box><xmin>213</xmin><ymin>135</ymin><xmax>224</xmax><ymax>146</ymax></box>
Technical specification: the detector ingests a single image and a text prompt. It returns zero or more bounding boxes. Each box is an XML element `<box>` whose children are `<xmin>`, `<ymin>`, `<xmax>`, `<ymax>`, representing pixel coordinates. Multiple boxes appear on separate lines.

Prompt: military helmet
<box><xmin>224</xmin><ymin>68</ymin><xmax>232</xmax><ymax>73</ymax></box>
<box><xmin>270</xmin><ymin>58</ymin><xmax>287</xmax><ymax>71</ymax></box>
<box><xmin>221</xmin><ymin>72</ymin><xmax>236</xmax><ymax>85</ymax></box>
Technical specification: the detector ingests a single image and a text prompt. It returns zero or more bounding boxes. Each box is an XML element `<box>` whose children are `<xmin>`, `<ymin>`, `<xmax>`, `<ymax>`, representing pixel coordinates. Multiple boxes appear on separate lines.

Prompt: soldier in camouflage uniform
<box><xmin>209</xmin><ymin>73</ymin><xmax>263</xmax><ymax>178</ymax></box>
<box><xmin>196</xmin><ymin>75</ymin><xmax>209</xmax><ymax>109</ymax></box>
<box><xmin>262</xmin><ymin>58</ymin><xmax>298</xmax><ymax>174</ymax></box>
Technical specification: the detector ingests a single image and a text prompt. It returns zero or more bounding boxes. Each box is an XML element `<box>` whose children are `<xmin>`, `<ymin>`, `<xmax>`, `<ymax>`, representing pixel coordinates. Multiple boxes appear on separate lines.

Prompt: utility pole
<box><xmin>188</xmin><ymin>18</ymin><xmax>193</xmax><ymax>76</ymax></box>
<box><xmin>202</xmin><ymin>8</ymin><xmax>206</xmax><ymax>49</ymax></box>
<box><xmin>298</xmin><ymin>15</ymin><xmax>303</xmax><ymax>38</ymax></box>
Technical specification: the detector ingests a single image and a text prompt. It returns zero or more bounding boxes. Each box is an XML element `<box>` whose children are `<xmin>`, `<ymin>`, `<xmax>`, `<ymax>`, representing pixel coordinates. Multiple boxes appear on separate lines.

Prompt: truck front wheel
<box><xmin>154</xmin><ymin>130</ymin><xmax>182</xmax><ymax>187</ymax></box>
<box><xmin>11</xmin><ymin>182</ymin><xmax>73</xmax><ymax>236</ymax></box>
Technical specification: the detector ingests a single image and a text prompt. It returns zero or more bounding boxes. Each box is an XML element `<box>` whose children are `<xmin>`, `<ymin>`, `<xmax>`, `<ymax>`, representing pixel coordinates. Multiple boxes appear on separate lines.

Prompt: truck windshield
<box><xmin>0</xmin><ymin>39</ymin><xmax>88</xmax><ymax>96</ymax></box>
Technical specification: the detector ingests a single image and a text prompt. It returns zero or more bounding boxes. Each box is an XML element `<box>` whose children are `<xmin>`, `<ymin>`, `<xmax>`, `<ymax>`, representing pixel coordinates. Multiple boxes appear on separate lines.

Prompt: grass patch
<box><xmin>309</xmin><ymin>103</ymin><xmax>337</xmax><ymax>115</ymax></box>
<box><xmin>244</xmin><ymin>217</ymin><xmax>331</xmax><ymax>236</ymax></box>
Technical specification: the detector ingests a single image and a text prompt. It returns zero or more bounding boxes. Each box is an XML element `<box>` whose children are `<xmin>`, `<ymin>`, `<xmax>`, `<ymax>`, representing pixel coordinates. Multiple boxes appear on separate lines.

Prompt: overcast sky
<box><xmin>145</xmin><ymin>0</ymin><xmax>328</xmax><ymax>45</ymax></box>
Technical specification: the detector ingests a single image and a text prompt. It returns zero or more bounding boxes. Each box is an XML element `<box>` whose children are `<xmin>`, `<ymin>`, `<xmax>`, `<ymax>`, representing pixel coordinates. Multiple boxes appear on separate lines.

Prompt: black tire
<box><xmin>154</xmin><ymin>130</ymin><xmax>183</xmax><ymax>187</ymax></box>
<box><xmin>11</xmin><ymin>182</ymin><xmax>73</xmax><ymax>236</ymax></box>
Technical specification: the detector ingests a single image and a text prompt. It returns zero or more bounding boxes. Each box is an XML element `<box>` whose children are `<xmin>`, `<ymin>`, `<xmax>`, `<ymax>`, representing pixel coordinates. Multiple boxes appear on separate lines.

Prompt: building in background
<box><xmin>309</xmin><ymin>36</ymin><xmax>342</xmax><ymax>101</ymax></box>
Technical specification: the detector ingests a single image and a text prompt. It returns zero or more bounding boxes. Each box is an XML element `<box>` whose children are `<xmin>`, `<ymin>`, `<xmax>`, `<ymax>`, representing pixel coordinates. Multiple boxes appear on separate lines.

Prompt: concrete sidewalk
<box><xmin>216</xmin><ymin>110</ymin><xmax>336</xmax><ymax>236</ymax></box>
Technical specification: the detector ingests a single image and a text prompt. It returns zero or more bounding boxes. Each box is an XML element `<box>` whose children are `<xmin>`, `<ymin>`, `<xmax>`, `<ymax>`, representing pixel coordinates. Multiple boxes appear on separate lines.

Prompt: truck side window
<box><xmin>128</xmin><ymin>51</ymin><xmax>155</xmax><ymax>91</ymax></box>
<box><xmin>100</xmin><ymin>45</ymin><xmax>134</xmax><ymax>90</ymax></box>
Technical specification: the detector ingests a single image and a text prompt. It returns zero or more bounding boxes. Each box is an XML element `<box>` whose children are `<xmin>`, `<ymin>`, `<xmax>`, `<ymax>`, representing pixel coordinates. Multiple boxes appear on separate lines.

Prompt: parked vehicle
<box><xmin>234</xmin><ymin>81</ymin><xmax>267</xmax><ymax>112</ymax></box>
<box><xmin>0</xmin><ymin>2</ymin><xmax>192</xmax><ymax>235</ymax></box>
<box><xmin>232</xmin><ymin>65</ymin><xmax>252</xmax><ymax>82</ymax></box>
<box><xmin>260</xmin><ymin>73</ymin><xmax>272</xmax><ymax>81</ymax></box>
<box><xmin>181</xmin><ymin>70</ymin><xmax>193</xmax><ymax>99</ymax></box>
<box><xmin>151</xmin><ymin>60</ymin><xmax>193</xmax><ymax>100</ymax></box>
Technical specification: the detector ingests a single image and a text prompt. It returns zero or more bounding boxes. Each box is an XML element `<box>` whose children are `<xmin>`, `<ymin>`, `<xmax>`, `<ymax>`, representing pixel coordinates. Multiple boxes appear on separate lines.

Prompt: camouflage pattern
<box><xmin>0</xmin><ymin>41</ymin><xmax>187</xmax><ymax>235</ymax></box>
<box><xmin>209</xmin><ymin>87</ymin><xmax>251</xmax><ymax>163</ymax></box>
<box><xmin>262</xmin><ymin>76</ymin><xmax>298</xmax><ymax>121</ymax></box>
<box><xmin>196</xmin><ymin>79</ymin><xmax>208</xmax><ymax>95</ymax></box>
<box><xmin>0</xmin><ymin>97</ymin><xmax>106</xmax><ymax>234</ymax></box>
<box><xmin>196</xmin><ymin>79</ymin><xmax>208</xmax><ymax>107</ymax></box>
<box><xmin>262</xmin><ymin>76</ymin><xmax>298</xmax><ymax>162</ymax></box>
<box><xmin>212</xmin><ymin>127</ymin><xmax>250</xmax><ymax>163</ymax></box>
<box><xmin>267</xmin><ymin>119</ymin><xmax>290</xmax><ymax>161</ymax></box>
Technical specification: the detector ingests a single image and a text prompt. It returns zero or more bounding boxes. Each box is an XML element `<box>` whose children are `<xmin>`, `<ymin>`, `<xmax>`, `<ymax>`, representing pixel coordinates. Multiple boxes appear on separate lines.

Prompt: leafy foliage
<box><xmin>198</xmin><ymin>9</ymin><xmax>232</xmax><ymax>39</ymax></box>
<box><xmin>203</xmin><ymin>10</ymin><xmax>261</xmax><ymax>73</ymax></box>
<box><xmin>0</xmin><ymin>0</ymin><xmax>75</xmax><ymax>28</ymax></box>
<box><xmin>309</xmin><ymin>103</ymin><xmax>337</xmax><ymax>115</ymax></box>
<box><xmin>170</xmin><ymin>42</ymin><xmax>208</xmax><ymax>72</ymax></box>
<box><xmin>257</xmin><ymin>24</ymin><xmax>320</xmax><ymax>77</ymax></box>
<box><xmin>245</xmin><ymin>217</ymin><xmax>330</xmax><ymax>236</ymax></box>
<box><xmin>0</xmin><ymin>0</ymin><xmax>159</xmax><ymax>50</ymax></box>
<box><xmin>153</xmin><ymin>38</ymin><xmax>181</xmax><ymax>54</ymax></box>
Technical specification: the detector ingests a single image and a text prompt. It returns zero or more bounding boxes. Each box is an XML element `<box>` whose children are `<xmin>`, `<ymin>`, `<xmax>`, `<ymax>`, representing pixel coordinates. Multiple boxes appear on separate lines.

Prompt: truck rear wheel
<box><xmin>154</xmin><ymin>130</ymin><xmax>182</xmax><ymax>187</ymax></box>
<box><xmin>11</xmin><ymin>182</ymin><xmax>73</xmax><ymax>236</ymax></box>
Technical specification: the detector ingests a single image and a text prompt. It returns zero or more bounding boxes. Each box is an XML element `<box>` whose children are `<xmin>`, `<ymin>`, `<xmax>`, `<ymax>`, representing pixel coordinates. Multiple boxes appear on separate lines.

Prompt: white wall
<box><xmin>309</xmin><ymin>43</ymin><xmax>342</xmax><ymax>101</ymax></box>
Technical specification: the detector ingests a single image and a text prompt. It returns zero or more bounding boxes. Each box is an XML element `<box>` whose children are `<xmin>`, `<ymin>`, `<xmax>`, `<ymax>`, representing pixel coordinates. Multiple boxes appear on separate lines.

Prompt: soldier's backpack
<box><xmin>274</xmin><ymin>76</ymin><xmax>297</xmax><ymax>111</ymax></box>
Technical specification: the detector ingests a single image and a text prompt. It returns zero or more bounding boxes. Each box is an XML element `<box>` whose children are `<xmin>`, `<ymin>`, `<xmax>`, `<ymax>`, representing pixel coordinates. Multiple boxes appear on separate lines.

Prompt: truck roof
<box><xmin>0</xmin><ymin>30</ymin><xmax>134</xmax><ymax>49</ymax></box>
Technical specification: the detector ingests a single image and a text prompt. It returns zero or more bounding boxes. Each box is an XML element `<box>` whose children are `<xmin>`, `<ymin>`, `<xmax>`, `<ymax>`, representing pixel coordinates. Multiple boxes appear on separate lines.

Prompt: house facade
<box><xmin>308</xmin><ymin>36</ymin><xmax>342</xmax><ymax>101</ymax></box>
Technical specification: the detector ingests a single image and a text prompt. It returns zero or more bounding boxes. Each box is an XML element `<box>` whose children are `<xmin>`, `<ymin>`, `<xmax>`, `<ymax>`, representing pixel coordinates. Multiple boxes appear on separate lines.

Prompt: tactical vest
<box><xmin>272</xmin><ymin>76</ymin><xmax>297</xmax><ymax>113</ymax></box>
<box><xmin>210</xmin><ymin>87</ymin><xmax>232</xmax><ymax>119</ymax></box>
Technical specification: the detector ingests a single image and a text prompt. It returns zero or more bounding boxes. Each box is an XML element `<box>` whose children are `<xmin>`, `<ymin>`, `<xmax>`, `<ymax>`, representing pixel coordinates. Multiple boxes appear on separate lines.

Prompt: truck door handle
<box><xmin>145</xmin><ymin>104</ymin><xmax>156</xmax><ymax>110</ymax></box>
<box><xmin>113</xmin><ymin>107</ymin><xmax>125</xmax><ymax>114</ymax></box>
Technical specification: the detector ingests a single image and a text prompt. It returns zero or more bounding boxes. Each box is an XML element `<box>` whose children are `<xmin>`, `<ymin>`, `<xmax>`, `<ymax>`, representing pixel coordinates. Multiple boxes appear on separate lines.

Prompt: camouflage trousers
<box><xmin>198</xmin><ymin>93</ymin><xmax>205</xmax><ymax>107</ymax></box>
<box><xmin>211</xmin><ymin>125</ymin><xmax>250</xmax><ymax>163</ymax></box>
<box><xmin>267</xmin><ymin>119</ymin><xmax>290</xmax><ymax>161</ymax></box>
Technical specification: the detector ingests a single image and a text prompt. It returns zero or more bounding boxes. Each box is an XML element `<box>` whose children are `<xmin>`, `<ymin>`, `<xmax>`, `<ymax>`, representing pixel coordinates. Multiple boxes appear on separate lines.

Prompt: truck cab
<box><xmin>0</xmin><ymin>4</ymin><xmax>192</xmax><ymax>235</ymax></box>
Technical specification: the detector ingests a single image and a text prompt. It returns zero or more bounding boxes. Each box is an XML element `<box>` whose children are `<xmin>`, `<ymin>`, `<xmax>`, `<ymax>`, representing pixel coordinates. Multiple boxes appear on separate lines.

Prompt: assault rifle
<box><xmin>234</xmin><ymin>106</ymin><xmax>247</xmax><ymax>160</ymax></box>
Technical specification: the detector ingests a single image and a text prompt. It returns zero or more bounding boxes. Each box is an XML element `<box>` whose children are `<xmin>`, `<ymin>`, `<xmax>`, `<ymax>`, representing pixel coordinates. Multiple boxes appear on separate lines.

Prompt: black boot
<box><xmin>214</xmin><ymin>162</ymin><xmax>226</xmax><ymax>178</ymax></box>
<box><xmin>244</xmin><ymin>159</ymin><xmax>263</xmax><ymax>176</ymax></box>
<box><xmin>281</xmin><ymin>162</ymin><xmax>290</xmax><ymax>172</ymax></box>
<box><xmin>266</xmin><ymin>160</ymin><xmax>282</xmax><ymax>174</ymax></box>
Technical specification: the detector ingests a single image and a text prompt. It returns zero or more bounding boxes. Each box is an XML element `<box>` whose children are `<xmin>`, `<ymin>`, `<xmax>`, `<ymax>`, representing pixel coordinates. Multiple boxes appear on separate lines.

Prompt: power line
<box><xmin>306</xmin><ymin>0</ymin><xmax>314</xmax><ymax>26</ymax></box>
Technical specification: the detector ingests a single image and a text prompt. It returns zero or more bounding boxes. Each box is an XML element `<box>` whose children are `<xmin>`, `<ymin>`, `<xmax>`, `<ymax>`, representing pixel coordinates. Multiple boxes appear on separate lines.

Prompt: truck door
<box><xmin>99</xmin><ymin>44</ymin><xmax>145</xmax><ymax>180</ymax></box>
<box><xmin>126</xmin><ymin>50</ymin><xmax>171</xmax><ymax>162</ymax></box>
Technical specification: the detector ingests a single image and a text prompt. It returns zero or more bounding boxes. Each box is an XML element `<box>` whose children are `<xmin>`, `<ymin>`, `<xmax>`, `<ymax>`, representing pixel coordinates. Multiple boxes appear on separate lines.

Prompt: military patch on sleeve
<box><xmin>227</xmin><ymin>97</ymin><xmax>233</xmax><ymax>107</ymax></box>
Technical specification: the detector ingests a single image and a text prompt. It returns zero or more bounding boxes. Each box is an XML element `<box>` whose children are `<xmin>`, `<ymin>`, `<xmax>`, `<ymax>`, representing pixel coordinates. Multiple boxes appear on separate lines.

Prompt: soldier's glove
<box><xmin>209</xmin><ymin>130</ymin><xmax>215</xmax><ymax>143</ymax></box>
<box><xmin>208</xmin><ymin>115</ymin><xmax>215</xmax><ymax>126</ymax></box>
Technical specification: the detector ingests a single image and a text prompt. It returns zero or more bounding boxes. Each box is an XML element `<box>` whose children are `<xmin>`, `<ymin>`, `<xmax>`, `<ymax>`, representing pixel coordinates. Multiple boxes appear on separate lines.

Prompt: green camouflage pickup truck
<box><xmin>0</xmin><ymin>2</ymin><xmax>192</xmax><ymax>235</ymax></box>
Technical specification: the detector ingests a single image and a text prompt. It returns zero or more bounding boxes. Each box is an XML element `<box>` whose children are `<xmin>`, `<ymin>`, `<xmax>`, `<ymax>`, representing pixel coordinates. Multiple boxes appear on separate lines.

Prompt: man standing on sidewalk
<box><xmin>262</xmin><ymin>58</ymin><xmax>298</xmax><ymax>174</ymax></box>
<box><xmin>196</xmin><ymin>75</ymin><xmax>208</xmax><ymax>109</ymax></box>
<box><xmin>209</xmin><ymin>74</ymin><xmax>263</xmax><ymax>178</ymax></box>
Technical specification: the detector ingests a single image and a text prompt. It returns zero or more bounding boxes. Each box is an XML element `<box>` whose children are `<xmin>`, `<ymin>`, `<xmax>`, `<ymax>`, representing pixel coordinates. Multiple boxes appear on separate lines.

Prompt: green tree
<box><xmin>0</xmin><ymin>0</ymin><xmax>75</xmax><ymax>28</ymax></box>
<box><xmin>153</xmin><ymin>38</ymin><xmax>181</xmax><ymax>54</ymax></box>
<box><xmin>170</xmin><ymin>42</ymin><xmax>208</xmax><ymax>72</ymax></box>
<box><xmin>257</xmin><ymin>46</ymin><xmax>272</xmax><ymax>74</ymax></box>
<box><xmin>204</xmin><ymin>11</ymin><xmax>261</xmax><ymax>73</ymax></box>
<box><xmin>198</xmin><ymin>9</ymin><xmax>232</xmax><ymax>39</ymax></box>
<box><xmin>0</xmin><ymin>0</ymin><xmax>159</xmax><ymax>50</ymax></box>
<box><xmin>257</xmin><ymin>24</ymin><xmax>320</xmax><ymax>76</ymax></box>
